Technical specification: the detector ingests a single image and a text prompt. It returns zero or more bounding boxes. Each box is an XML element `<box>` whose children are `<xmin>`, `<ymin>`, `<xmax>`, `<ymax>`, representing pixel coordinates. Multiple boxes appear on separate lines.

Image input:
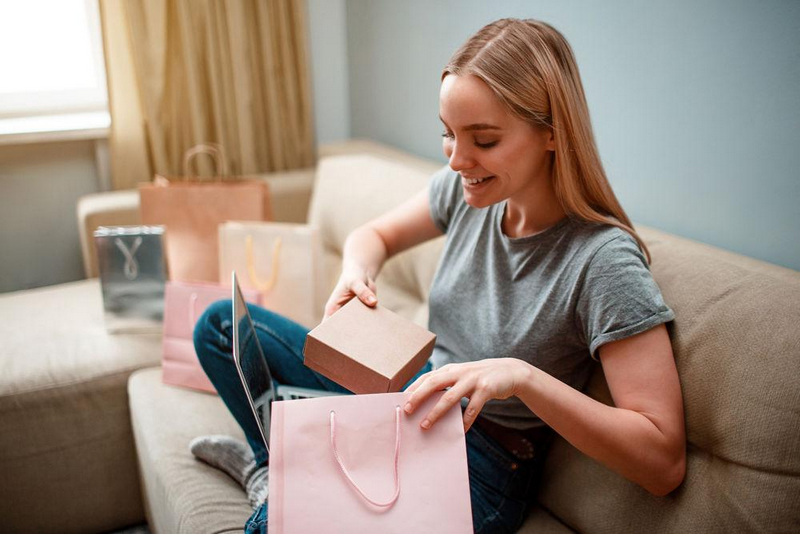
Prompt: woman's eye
<box><xmin>441</xmin><ymin>131</ymin><xmax>455</xmax><ymax>140</ymax></box>
<box><xmin>475</xmin><ymin>140</ymin><xmax>498</xmax><ymax>149</ymax></box>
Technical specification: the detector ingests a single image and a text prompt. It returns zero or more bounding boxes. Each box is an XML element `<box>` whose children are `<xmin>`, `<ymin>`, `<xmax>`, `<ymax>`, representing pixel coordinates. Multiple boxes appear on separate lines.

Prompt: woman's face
<box><xmin>439</xmin><ymin>74</ymin><xmax>554</xmax><ymax>209</ymax></box>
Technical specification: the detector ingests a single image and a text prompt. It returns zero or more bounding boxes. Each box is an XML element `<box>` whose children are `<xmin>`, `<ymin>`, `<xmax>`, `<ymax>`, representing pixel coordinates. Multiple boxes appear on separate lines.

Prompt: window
<box><xmin>0</xmin><ymin>0</ymin><xmax>108</xmax><ymax>137</ymax></box>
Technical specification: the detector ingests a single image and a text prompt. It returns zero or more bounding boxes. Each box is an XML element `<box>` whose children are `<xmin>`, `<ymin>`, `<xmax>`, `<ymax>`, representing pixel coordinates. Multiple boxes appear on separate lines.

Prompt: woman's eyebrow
<box><xmin>464</xmin><ymin>123</ymin><xmax>501</xmax><ymax>131</ymax></box>
<box><xmin>438</xmin><ymin>116</ymin><xmax>501</xmax><ymax>131</ymax></box>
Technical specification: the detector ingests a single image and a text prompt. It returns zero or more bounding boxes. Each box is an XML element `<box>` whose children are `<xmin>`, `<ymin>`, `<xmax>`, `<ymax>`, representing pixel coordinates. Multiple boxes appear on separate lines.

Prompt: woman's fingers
<box><xmin>462</xmin><ymin>392</ymin><xmax>489</xmax><ymax>432</ymax></box>
<box><xmin>405</xmin><ymin>361</ymin><xmax>520</xmax><ymax>431</ymax></box>
<box><xmin>352</xmin><ymin>279</ymin><xmax>378</xmax><ymax>307</ymax></box>
<box><xmin>366</xmin><ymin>275</ymin><xmax>378</xmax><ymax>296</ymax></box>
<box><xmin>322</xmin><ymin>299</ymin><xmax>339</xmax><ymax>320</ymax></box>
<box><xmin>322</xmin><ymin>285</ymin><xmax>350</xmax><ymax>319</ymax></box>
<box><xmin>404</xmin><ymin>373</ymin><xmax>427</xmax><ymax>395</ymax></box>
<box><xmin>405</xmin><ymin>364</ymin><xmax>453</xmax><ymax>396</ymax></box>
<box><xmin>323</xmin><ymin>273</ymin><xmax>379</xmax><ymax>319</ymax></box>
<box><xmin>418</xmin><ymin>381</ymin><xmax>472</xmax><ymax>430</ymax></box>
<box><xmin>404</xmin><ymin>367</ymin><xmax>458</xmax><ymax>417</ymax></box>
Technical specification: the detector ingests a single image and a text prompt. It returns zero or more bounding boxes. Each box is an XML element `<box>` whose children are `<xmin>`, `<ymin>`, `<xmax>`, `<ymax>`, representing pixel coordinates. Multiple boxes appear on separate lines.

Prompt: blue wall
<box><xmin>345</xmin><ymin>0</ymin><xmax>800</xmax><ymax>270</ymax></box>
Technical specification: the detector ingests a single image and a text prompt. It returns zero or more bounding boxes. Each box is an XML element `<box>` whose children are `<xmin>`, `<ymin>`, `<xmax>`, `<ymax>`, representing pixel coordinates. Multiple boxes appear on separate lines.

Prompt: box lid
<box><xmin>304</xmin><ymin>298</ymin><xmax>436</xmax><ymax>384</ymax></box>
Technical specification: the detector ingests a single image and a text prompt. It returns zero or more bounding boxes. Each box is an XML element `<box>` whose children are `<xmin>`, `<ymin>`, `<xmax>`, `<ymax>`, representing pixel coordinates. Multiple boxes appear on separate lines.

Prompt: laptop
<box><xmin>231</xmin><ymin>271</ymin><xmax>275</xmax><ymax>454</ymax></box>
<box><xmin>230</xmin><ymin>271</ymin><xmax>338</xmax><ymax>455</ymax></box>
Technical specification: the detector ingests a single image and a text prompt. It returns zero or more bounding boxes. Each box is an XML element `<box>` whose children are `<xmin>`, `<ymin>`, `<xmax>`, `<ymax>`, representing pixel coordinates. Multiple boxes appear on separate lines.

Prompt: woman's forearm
<box><xmin>514</xmin><ymin>363</ymin><xmax>685</xmax><ymax>496</ymax></box>
<box><xmin>341</xmin><ymin>225</ymin><xmax>390</xmax><ymax>279</ymax></box>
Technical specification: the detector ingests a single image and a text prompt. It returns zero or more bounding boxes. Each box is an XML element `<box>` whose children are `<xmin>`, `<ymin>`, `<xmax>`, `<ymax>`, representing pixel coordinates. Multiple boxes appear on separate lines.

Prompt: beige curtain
<box><xmin>100</xmin><ymin>0</ymin><xmax>315</xmax><ymax>190</ymax></box>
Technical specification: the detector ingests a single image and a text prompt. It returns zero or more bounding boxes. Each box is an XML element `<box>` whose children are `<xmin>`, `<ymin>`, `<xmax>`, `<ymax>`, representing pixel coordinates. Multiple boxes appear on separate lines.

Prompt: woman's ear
<box><xmin>545</xmin><ymin>128</ymin><xmax>555</xmax><ymax>151</ymax></box>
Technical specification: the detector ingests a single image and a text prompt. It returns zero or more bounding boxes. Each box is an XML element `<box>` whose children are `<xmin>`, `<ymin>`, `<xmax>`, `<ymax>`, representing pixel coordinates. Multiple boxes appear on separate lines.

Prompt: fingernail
<box><xmin>404</xmin><ymin>403</ymin><xmax>412</xmax><ymax>413</ymax></box>
<box><xmin>421</xmin><ymin>419</ymin><xmax>431</xmax><ymax>429</ymax></box>
<box><xmin>367</xmin><ymin>296</ymin><xmax>376</xmax><ymax>304</ymax></box>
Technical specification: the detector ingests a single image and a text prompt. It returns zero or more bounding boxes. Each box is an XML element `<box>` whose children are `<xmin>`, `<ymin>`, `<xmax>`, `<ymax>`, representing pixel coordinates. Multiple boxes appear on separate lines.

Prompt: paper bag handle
<box><xmin>329</xmin><ymin>406</ymin><xmax>401</xmax><ymax>508</ymax></box>
<box><xmin>182</xmin><ymin>143</ymin><xmax>230</xmax><ymax>179</ymax></box>
<box><xmin>188</xmin><ymin>293</ymin><xmax>199</xmax><ymax>326</ymax></box>
<box><xmin>114</xmin><ymin>236</ymin><xmax>143</xmax><ymax>280</ymax></box>
<box><xmin>245</xmin><ymin>235</ymin><xmax>281</xmax><ymax>293</ymax></box>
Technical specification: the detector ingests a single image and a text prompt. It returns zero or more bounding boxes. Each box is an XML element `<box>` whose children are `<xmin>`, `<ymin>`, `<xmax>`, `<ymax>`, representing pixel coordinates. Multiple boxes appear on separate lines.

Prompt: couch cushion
<box><xmin>0</xmin><ymin>279</ymin><xmax>161</xmax><ymax>533</ymax></box>
<box><xmin>129</xmin><ymin>367</ymin><xmax>252</xmax><ymax>534</ymax></box>
<box><xmin>520</xmin><ymin>504</ymin><xmax>577</xmax><ymax>533</ymax></box>
<box><xmin>536</xmin><ymin>226</ymin><xmax>800</xmax><ymax>532</ymax></box>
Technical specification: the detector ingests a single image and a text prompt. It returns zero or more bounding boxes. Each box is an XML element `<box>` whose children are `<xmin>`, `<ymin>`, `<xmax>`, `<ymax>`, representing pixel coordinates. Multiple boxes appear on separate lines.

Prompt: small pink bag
<box><xmin>268</xmin><ymin>391</ymin><xmax>473</xmax><ymax>533</ymax></box>
<box><xmin>162</xmin><ymin>280</ymin><xmax>262</xmax><ymax>393</ymax></box>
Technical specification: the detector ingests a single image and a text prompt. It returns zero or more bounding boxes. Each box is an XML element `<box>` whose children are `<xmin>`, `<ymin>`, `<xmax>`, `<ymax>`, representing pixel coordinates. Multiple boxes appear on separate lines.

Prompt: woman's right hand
<box><xmin>323</xmin><ymin>265</ymin><xmax>378</xmax><ymax>320</ymax></box>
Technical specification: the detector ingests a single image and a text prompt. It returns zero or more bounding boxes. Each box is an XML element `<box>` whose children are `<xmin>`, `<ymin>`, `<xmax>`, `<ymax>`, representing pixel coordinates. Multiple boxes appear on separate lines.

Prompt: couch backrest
<box><xmin>537</xmin><ymin>227</ymin><xmax>800</xmax><ymax>532</ymax></box>
<box><xmin>309</xmin><ymin>152</ymin><xmax>800</xmax><ymax>531</ymax></box>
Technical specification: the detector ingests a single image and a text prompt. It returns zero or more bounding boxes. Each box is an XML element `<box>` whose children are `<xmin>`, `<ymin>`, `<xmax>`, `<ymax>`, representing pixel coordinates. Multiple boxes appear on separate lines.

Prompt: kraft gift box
<box><xmin>303</xmin><ymin>298</ymin><xmax>436</xmax><ymax>394</ymax></box>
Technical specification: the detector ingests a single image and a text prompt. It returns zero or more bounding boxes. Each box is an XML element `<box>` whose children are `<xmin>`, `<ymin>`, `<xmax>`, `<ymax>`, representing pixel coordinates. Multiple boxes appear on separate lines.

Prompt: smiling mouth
<box><xmin>462</xmin><ymin>175</ymin><xmax>495</xmax><ymax>186</ymax></box>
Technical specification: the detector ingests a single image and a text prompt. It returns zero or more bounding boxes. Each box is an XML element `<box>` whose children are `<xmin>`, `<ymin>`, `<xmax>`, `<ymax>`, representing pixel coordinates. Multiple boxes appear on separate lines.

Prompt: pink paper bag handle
<box><xmin>189</xmin><ymin>293</ymin><xmax>199</xmax><ymax>325</ymax></box>
<box><xmin>329</xmin><ymin>406</ymin><xmax>402</xmax><ymax>508</ymax></box>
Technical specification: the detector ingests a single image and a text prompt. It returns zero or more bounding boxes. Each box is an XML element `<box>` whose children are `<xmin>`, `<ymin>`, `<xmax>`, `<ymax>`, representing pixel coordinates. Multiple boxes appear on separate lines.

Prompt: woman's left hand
<box><xmin>403</xmin><ymin>358</ymin><xmax>532</xmax><ymax>432</ymax></box>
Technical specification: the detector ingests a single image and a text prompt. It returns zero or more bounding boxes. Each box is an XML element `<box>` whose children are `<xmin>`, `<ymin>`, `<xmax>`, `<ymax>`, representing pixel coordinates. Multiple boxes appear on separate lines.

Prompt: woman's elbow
<box><xmin>645</xmin><ymin>448</ymin><xmax>686</xmax><ymax>497</ymax></box>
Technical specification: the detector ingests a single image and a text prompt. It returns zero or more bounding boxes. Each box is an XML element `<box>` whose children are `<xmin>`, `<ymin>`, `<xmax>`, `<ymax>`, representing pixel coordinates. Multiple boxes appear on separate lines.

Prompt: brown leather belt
<box><xmin>473</xmin><ymin>416</ymin><xmax>552</xmax><ymax>462</ymax></box>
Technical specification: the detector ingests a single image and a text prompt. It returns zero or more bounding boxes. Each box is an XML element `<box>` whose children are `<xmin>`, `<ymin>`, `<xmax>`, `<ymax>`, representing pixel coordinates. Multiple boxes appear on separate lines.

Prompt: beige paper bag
<box><xmin>218</xmin><ymin>221</ymin><xmax>325</xmax><ymax>329</ymax></box>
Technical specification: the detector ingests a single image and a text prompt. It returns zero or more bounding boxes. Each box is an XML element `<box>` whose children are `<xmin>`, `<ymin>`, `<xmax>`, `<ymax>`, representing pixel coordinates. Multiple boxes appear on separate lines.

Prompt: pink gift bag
<box><xmin>162</xmin><ymin>280</ymin><xmax>261</xmax><ymax>393</ymax></box>
<box><xmin>268</xmin><ymin>391</ymin><xmax>473</xmax><ymax>533</ymax></box>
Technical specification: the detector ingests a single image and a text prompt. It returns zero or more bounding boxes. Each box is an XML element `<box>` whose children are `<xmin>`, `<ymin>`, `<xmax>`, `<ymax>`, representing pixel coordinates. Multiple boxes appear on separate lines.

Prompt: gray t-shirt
<box><xmin>427</xmin><ymin>166</ymin><xmax>675</xmax><ymax>429</ymax></box>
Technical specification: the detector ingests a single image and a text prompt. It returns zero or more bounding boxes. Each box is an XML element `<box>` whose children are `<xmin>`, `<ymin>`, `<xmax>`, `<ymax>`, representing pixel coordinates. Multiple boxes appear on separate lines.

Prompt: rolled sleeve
<box><xmin>576</xmin><ymin>235</ymin><xmax>675</xmax><ymax>360</ymax></box>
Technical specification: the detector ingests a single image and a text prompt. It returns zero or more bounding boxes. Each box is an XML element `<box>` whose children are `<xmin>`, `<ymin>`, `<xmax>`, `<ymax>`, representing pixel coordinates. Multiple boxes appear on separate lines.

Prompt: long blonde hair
<box><xmin>444</xmin><ymin>18</ymin><xmax>651</xmax><ymax>263</ymax></box>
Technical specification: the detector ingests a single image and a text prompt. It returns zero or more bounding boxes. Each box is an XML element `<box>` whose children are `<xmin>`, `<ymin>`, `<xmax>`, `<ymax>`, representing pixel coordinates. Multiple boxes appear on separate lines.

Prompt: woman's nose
<box><xmin>447</xmin><ymin>141</ymin><xmax>475</xmax><ymax>173</ymax></box>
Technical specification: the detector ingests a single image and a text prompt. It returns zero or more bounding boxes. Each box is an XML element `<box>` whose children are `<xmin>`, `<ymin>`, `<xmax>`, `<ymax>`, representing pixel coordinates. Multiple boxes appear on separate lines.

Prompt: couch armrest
<box><xmin>77</xmin><ymin>190</ymin><xmax>142</xmax><ymax>279</ymax></box>
<box><xmin>262</xmin><ymin>167</ymin><xmax>316</xmax><ymax>223</ymax></box>
<box><xmin>77</xmin><ymin>167</ymin><xmax>316</xmax><ymax>278</ymax></box>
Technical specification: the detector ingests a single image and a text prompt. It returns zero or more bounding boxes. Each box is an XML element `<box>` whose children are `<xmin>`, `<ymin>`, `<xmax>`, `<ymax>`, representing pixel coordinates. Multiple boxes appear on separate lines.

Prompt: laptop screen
<box><xmin>232</xmin><ymin>272</ymin><xmax>274</xmax><ymax>453</ymax></box>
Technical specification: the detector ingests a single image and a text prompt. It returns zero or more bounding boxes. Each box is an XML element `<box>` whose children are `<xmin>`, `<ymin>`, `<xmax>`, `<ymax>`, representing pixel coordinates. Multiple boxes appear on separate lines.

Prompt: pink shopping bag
<box><xmin>162</xmin><ymin>280</ymin><xmax>261</xmax><ymax>393</ymax></box>
<box><xmin>268</xmin><ymin>391</ymin><xmax>473</xmax><ymax>533</ymax></box>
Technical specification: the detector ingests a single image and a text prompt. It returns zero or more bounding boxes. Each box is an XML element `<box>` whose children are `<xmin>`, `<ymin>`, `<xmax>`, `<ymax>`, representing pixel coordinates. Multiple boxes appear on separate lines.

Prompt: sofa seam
<box><xmin>0</xmin><ymin>365</ymin><xmax>159</xmax><ymax>398</ymax></box>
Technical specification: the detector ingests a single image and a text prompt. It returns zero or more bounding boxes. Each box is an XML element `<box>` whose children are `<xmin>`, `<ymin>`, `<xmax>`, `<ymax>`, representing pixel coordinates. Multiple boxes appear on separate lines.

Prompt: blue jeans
<box><xmin>194</xmin><ymin>301</ymin><xmax>544</xmax><ymax>534</ymax></box>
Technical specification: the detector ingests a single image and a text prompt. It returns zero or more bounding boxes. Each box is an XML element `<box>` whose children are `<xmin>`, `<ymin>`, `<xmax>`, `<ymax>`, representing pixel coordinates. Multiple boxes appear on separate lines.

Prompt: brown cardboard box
<box><xmin>303</xmin><ymin>298</ymin><xmax>436</xmax><ymax>394</ymax></box>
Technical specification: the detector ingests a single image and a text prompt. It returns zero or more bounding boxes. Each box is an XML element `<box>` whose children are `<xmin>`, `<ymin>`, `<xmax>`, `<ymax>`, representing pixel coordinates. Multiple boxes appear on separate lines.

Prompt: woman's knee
<box><xmin>193</xmin><ymin>299</ymin><xmax>234</xmax><ymax>363</ymax></box>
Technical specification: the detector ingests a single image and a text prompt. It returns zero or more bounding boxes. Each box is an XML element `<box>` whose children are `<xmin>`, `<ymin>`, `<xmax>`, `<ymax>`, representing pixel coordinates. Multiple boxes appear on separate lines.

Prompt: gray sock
<box><xmin>189</xmin><ymin>435</ymin><xmax>268</xmax><ymax>509</ymax></box>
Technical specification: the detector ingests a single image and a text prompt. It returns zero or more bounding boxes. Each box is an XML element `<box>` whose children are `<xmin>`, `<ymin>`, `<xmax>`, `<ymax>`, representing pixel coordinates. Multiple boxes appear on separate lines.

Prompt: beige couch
<box><xmin>2</xmin><ymin>140</ymin><xmax>798</xmax><ymax>533</ymax></box>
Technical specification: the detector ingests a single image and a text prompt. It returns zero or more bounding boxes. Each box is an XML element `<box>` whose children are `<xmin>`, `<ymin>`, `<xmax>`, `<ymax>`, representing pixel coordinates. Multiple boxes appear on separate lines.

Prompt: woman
<box><xmin>192</xmin><ymin>18</ymin><xmax>685</xmax><ymax>534</ymax></box>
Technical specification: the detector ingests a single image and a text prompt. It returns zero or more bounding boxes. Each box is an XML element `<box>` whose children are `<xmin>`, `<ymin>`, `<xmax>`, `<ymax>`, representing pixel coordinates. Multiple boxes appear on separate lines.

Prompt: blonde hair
<box><xmin>444</xmin><ymin>18</ymin><xmax>651</xmax><ymax>263</ymax></box>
